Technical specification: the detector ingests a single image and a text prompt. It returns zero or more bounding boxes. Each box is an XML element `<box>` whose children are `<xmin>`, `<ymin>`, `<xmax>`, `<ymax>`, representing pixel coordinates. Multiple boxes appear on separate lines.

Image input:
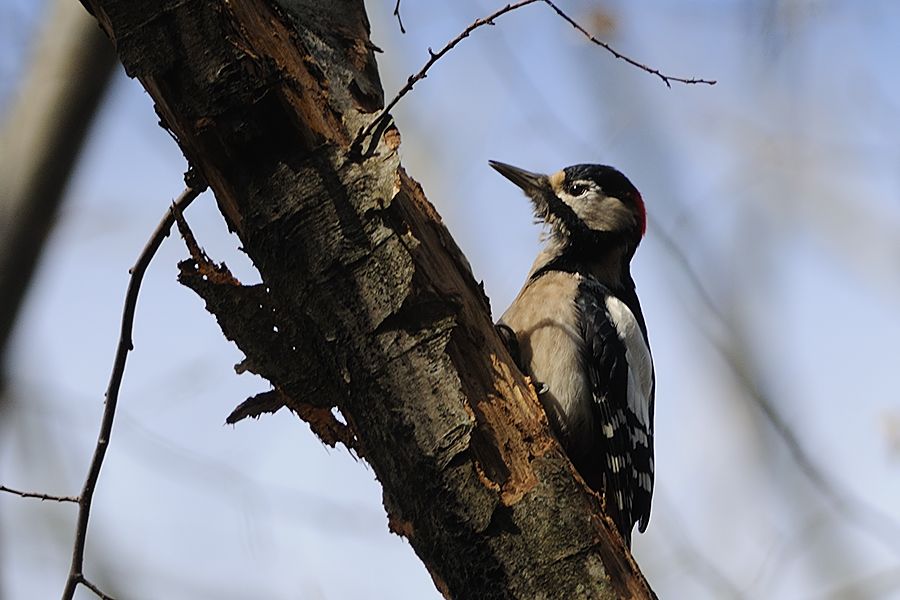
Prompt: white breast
<box><xmin>604</xmin><ymin>296</ymin><xmax>654</xmax><ymax>432</ymax></box>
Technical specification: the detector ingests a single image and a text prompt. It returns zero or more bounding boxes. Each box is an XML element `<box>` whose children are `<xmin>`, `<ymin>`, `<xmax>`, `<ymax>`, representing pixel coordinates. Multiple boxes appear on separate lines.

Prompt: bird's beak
<box><xmin>489</xmin><ymin>160</ymin><xmax>548</xmax><ymax>196</ymax></box>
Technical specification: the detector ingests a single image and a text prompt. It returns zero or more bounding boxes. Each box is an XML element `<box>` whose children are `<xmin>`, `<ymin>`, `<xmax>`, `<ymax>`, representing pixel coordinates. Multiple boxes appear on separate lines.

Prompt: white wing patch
<box><xmin>604</xmin><ymin>296</ymin><xmax>654</xmax><ymax>434</ymax></box>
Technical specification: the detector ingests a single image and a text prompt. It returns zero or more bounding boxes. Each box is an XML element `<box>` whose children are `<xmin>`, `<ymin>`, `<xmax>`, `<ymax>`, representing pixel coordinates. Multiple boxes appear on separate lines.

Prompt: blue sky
<box><xmin>3</xmin><ymin>1</ymin><xmax>900</xmax><ymax>598</ymax></box>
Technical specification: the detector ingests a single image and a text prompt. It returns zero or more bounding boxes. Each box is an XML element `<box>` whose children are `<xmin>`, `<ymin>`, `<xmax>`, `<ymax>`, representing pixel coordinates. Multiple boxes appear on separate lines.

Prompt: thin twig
<box><xmin>539</xmin><ymin>0</ymin><xmax>716</xmax><ymax>88</ymax></box>
<box><xmin>352</xmin><ymin>0</ymin><xmax>714</xmax><ymax>154</ymax></box>
<box><xmin>60</xmin><ymin>184</ymin><xmax>204</xmax><ymax>600</ymax></box>
<box><xmin>0</xmin><ymin>484</ymin><xmax>78</xmax><ymax>503</ymax></box>
<box><xmin>352</xmin><ymin>0</ymin><xmax>540</xmax><ymax>153</ymax></box>
<box><xmin>393</xmin><ymin>0</ymin><xmax>405</xmax><ymax>34</ymax></box>
<box><xmin>79</xmin><ymin>577</ymin><xmax>118</xmax><ymax>600</ymax></box>
<box><xmin>651</xmin><ymin>219</ymin><xmax>900</xmax><ymax>556</ymax></box>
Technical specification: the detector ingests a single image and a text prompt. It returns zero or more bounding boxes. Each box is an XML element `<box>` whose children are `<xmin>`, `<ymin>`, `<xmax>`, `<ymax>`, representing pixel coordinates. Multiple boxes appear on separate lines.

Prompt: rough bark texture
<box><xmin>81</xmin><ymin>1</ymin><xmax>656</xmax><ymax>597</ymax></box>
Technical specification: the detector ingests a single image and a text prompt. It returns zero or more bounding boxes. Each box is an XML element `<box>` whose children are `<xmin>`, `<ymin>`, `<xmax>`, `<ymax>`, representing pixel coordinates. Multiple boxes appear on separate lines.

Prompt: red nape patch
<box><xmin>634</xmin><ymin>191</ymin><xmax>647</xmax><ymax>237</ymax></box>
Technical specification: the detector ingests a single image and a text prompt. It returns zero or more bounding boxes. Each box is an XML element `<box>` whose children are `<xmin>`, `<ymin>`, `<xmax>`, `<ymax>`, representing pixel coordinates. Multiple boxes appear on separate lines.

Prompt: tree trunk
<box><xmin>80</xmin><ymin>1</ymin><xmax>656</xmax><ymax>597</ymax></box>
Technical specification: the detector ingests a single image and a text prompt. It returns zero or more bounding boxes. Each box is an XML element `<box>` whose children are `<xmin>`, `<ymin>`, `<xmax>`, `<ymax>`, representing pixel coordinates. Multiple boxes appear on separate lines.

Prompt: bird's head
<box><xmin>489</xmin><ymin>160</ymin><xmax>646</xmax><ymax>254</ymax></box>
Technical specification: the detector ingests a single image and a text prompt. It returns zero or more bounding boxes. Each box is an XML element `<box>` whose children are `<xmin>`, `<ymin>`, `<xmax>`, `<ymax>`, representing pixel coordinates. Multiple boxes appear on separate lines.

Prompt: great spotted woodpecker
<box><xmin>490</xmin><ymin>160</ymin><xmax>655</xmax><ymax>546</ymax></box>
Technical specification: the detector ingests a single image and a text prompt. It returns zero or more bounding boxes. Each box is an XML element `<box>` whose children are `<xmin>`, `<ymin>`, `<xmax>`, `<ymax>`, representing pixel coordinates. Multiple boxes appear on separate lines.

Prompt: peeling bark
<box><xmin>81</xmin><ymin>0</ymin><xmax>656</xmax><ymax>597</ymax></box>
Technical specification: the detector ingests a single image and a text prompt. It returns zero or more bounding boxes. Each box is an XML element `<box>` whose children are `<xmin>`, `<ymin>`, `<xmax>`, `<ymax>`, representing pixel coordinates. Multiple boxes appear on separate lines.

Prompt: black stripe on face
<box><xmin>542</xmin><ymin>188</ymin><xmax>593</xmax><ymax>238</ymax></box>
<box><xmin>544</xmin><ymin>186</ymin><xmax>631</xmax><ymax>247</ymax></box>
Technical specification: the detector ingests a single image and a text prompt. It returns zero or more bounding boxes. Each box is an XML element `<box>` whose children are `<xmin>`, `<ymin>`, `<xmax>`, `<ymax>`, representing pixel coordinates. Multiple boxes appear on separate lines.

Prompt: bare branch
<box><xmin>78</xmin><ymin>576</ymin><xmax>118</xmax><ymax>600</ymax></box>
<box><xmin>393</xmin><ymin>0</ymin><xmax>405</xmax><ymax>34</ymax></box>
<box><xmin>352</xmin><ymin>0</ymin><xmax>541</xmax><ymax>153</ymax></box>
<box><xmin>0</xmin><ymin>484</ymin><xmax>78</xmax><ymax>503</ymax></box>
<box><xmin>539</xmin><ymin>0</ymin><xmax>716</xmax><ymax>88</ymax></box>
<box><xmin>61</xmin><ymin>183</ymin><xmax>205</xmax><ymax>600</ymax></box>
<box><xmin>352</xmin><ymin>0</ymin><xmax>714</xmax><ymax>153</ymax></box>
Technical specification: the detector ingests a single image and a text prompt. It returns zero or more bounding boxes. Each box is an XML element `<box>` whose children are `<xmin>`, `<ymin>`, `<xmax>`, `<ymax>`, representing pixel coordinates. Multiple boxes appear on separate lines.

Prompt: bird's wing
<box><xmin>577</xmin><ymin>278</ymin><xmax>655</xmax><ymax>541</ymax></box>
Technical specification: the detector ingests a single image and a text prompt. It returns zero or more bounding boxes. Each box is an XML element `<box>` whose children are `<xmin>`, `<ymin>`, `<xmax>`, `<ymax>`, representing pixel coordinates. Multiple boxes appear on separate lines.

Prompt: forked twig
<box><xmin>393</xmin><ymin>0</ymin><xmax>406</xmax><ymax>34</ymax></box>
<box><xmin>352</xmin><ymin>0</ymin><xmax>714</xmax><ymax>153</ymax></box>
<box><xmin>79</xmin><ymin>577</ymin><xmax>118</xmax><ymax>600</ymax></box>
<box><xmin>60</xmin><ymin>184</ymin><xmax>204</xmax><ymax>600</ymax></box>
<box><xmin>352</xmin><ymin>0</ymin><xmax>541</xmax><ymax>154</ymax></box>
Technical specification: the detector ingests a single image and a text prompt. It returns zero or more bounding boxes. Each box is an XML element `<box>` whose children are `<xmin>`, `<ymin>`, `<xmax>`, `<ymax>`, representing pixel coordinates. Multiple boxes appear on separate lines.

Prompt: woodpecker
<box><xmin>490</xmin><ymin>160</ymin><xmax>655</xmax><ymax>546</ymax></box>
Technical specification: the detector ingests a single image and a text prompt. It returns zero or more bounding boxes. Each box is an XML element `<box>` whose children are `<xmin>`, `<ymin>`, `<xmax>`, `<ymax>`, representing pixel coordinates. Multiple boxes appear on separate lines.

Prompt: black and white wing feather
<box><xmin>576</xmin><ymin>277</ymin><xmax>655</xmax><ymax>543</ymax></box>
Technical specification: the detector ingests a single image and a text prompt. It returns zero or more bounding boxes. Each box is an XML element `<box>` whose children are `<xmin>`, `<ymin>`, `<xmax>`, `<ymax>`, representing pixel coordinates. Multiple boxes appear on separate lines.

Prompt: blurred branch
<box><xmin>646</xmin><ymin>221</ymin><xmax>721</xmax><ymax>322</ymax></box>
<box><xmin>749</xmin><ymin>511</ymin><xmax>830</xmax><ymax>595</ymax></box>
<box><xmin>0</xmin><ymin>0</ymin><xmax>116</xmax><ymax>375</ymax></box>
<box><xmin>61</xmin><ymin>183</ymin><xmax>204</xmax><ymax>600</ymax></box>
<box><xmin>652</xmin><ymin>219</ymin><xmax>900</xmax><ymax>556</ymax></box>
<box><xmin>353</xmin><ymin>0</ymin><xmax>715</xmax><ymax>153</ymax></box>
<box><xmin>656</xmin><ymin>492</ymin><xmax>744</xmax><ymax>599</ymax></box>
<box><xmin>0</xmin><ymin>484</ymin><xmax>78</xmax><ymax>503</ymax></box>
<box><xmin>818</xmin><ymin>564</ymin><xmax>900</xmax><ymax>599</ymax></box>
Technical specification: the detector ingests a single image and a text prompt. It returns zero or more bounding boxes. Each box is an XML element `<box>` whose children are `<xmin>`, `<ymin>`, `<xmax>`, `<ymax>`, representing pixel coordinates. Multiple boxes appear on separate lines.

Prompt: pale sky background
<box><xmin>2</xmin><ymin>1</ymin><xmax>900</xmax><ymax>599</ymax></box>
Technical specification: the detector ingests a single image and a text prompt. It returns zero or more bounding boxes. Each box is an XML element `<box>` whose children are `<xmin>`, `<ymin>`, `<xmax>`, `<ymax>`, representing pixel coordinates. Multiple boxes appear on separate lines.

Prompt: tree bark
<box><xmin>80</xmin><ymin>1</ymin><xmax>656</xmax><ymax>597</ymax></box>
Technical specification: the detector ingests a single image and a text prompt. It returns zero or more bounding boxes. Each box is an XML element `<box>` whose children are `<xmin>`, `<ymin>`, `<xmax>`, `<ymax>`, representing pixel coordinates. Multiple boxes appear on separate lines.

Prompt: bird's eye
<box><xmin>567</xmin><ymin>182</ymin><xmax>589</xmax><ymax>196</ymax></box>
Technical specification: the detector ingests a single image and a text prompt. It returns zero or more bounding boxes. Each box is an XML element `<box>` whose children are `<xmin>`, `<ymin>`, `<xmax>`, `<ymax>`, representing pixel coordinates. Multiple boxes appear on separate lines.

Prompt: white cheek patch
<box><xmin>604</xmin><ymin>297</ymin><xmax>654</xmax><ymax>431</ymax></box>
<box><xmin>558</xmin><ymin>189</ymin><xmax>632</xmax><ymax>234</ymax></box>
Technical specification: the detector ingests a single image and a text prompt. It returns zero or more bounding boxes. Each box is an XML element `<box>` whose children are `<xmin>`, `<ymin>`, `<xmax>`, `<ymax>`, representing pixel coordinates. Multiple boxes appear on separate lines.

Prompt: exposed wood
<box><xmin>80</xmin><ymin>0</ymin><xmax>656</xmax><ymax>597</ymax></box>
